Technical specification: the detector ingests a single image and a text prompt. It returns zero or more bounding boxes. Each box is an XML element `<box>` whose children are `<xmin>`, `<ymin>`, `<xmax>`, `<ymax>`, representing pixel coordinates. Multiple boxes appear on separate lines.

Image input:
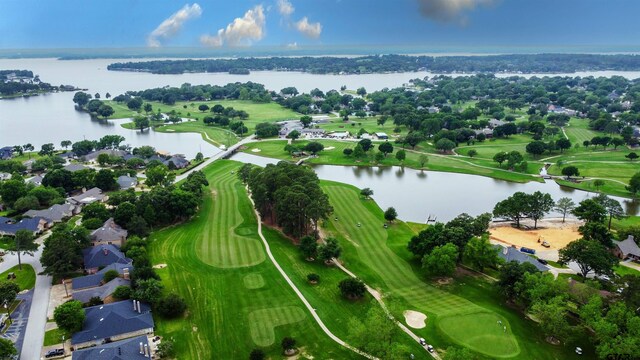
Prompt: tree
<box><xmin>435</xmin><ymin>138</ymin><xmax>456</xmax><ymax>153</ymax></box>
<box><xmin>299</xmin><ymin>235</ymin><xmax>318</xmax><ymax>260</ymax></box>
<box><xmin>281</xmin><ymin>337</ymin><xmax>296</xmax><ymax>353</ymax></box>
<box><xmin>419</xmin><ymin>154</ymin><xmax>428</xmax><ymax>169</ymax></box>
<box><xmin>287</xmin><ymin>130</ymin><xmax>300</xmax><ymax>141</ymax></box>
<box><xmin>347</xmin><ymin>306</ymin><xmax>408</xmax><ymax>359</ymax></box>
<box><xmin>352</xmin><ymin>143</ymin><xmax>365</xmax><ymax>157</ymax></box>
<box><xmin>0</xmin><ymin>338</ymin><xmax>17</xmax><ymax>360</ymax></box>
<box><xmin>592</xmin><ymin>179</ymin><xmax>605</xmax><ymax>192</ymax></box>
<box><xmin>13</xmin><ymin>195</ymin><xmax>39</xmax><ymax>212</ymax></box>
<box><xmin>527</xmin><ymin>191</ymin><xmax>554</xmax><ymax>229</ymax></box>
<box><xmin>143</xmin><ymin>103</ymin><xmax>152</xmax><ymax>114</ymax></box>
<box><xmin>611</xmin><ymin>137</ymin><xmax>625</xmax><ymax>150</ymax></box>
<box><xmin>378</xmin><ymin>142</ymin><xmax>393</xmax><ymax>157</ymax></box>
<box><xmin>627</xmin><ymin>171</ymin><xmax>640</xmax><ymax>195</ymax></box>
<box><xmin>493</xmin><ymin>192</ymin><xmax>530</xmax><ymax>228</ymax></box>
<box><xmin>39</xmin><ymin>143</ymin><xmax>55</xmax><ymax>156</ymax></box>
<box><xmin>384</xmin><ymin>207</ymin><xmax>397</xmax><ymax>222</ymax></box>
<box><xmin>497</xmin><ymin>261</ymin><xmax>539</xmax><ymax>300</ymax></box>
<box><xmin>594</xmin><ymin>194</ymin><xmax>624</xmax><ymax>230</ymax></box>
<box><xmin>530</xmin><ymin>296</ymin><xmax>572</xmax><ymax>342</ymax></box>
<box><xmin>146</xmin><ymin>164</ymin><xmax>175</xmax><ymax>187</ymax></box>
<box><xmin>356</xmin><ymin>87</ymin><xmax>367</xmax><ymax>96</ymax></box>
<box><xmin>41</xmin><ymin>233</ymin><xmax>83</xmax><ymax>277</ymax></box>
<box><xmin>559</xmin><ymin>239</ymin><xmax>618</xmax><ymax>278</ymax></box>
<box><xmin>95</xmin><ymin>169</ymin><xmax>117</xmax><ymax>191</ymax></box>
<box><xmin>467</xmin><ymin>149</ymin><xmax>478</xmax><ymax>158</ymax></box>
<box><xmin>0</xmin><ymin>282</ymin><xmax>20</xmax><ymax>309</ymax></box>
<box><xmin>338</xmin><ymin>278</ymin><xmax>366</xmax><ymax>299</ymax></box>
<box><xmin>572</xmin><ymin>198</ymin><xmax>607</xmax><ymax>223</ymax></box>
<box><xmin>11</xmin><ymin>230</ymin><xmax>38</xmax><ymax>270</ymax></box>
<box><xmin>395</xmin><ymin>149</ymin><xmax>406</xmax><ymax>163</ymax></box>
<box><xmin>97</xmin><ymin>104</ymin><xmax>114</xmax><ymax>118</ymax></box>
<box><xmin>304</xmin><ymin>141</ymin><xmax>324</xmax><ymax>155</ymax></box>
<box><xmin>132</xmin><ymin>278</ymin><xmax>164</xmax><ymax>304</ymax></box>
<box><xmin>561</xmin><ymin>165</ymin><xmax>580</xmax><ymax>179</ymax></box>
<box><xmin>556</xmin><ymin>138</ymin><xmax>572</xmax><ymax>153</ymax></box>
<box><xmin>318</xmin><ymin>238</ymin><xmax>341</xmax><ymax>263</ymax></box>
<box><xmin>72</xmin><ymin>91</ymin><xmax>91</xmax><ymax>107</ymax></box>
<box><xmin>464</xmin><ymin>236</ymin><xmax>501</xmax><ymax>271</ymax></box>
<box><xmin>249</xmin><ymin>349</ymin><xmax>265</xmax><ymax>360</ymax></box>
<box><xmin>526</xmin><ymin>141</ymin><xmax>546</xmax><ymax>158</ymax></box>
<box><xmin>102</xmin><ymin>269</ymin><xmax>119</xmax><ymax>283</ymax></box>
<box><xmin>343</xmin><ymin>148</ymin><xmax>353</xmax><ymax>156</ymax></box>
<box><xmin>60</xmin><ymin>140</ymin><xmax>72</xmax><ymax>149</ymax></box>
<box><xmin>156</xmin><ymin>293</ymin><xmax>187</xmax><ymax>318</ymax></box>
<box><xmin>357</xmin><ymin>139</ymin><xmax>372</xmax><ymax>152</ymax></box>
<box><xmin>625</xmin><ymin>152</ymin><xmax>639</xmax><ymax>161</ymax></box>
<box><xmin>82</xmin><ymin>202</ymin><xmax>110</xmax><ymax>222</ymax></box>
<box><xmin>307</xmin><ymin>273</ymin><xmax>320</xmax><ymax>283</ymax></box>
<box><xmin>299</xmin><ymin>115</ymin><xmax>312</xmax><ymax>128</ymax></box>
<box><xmin>133</xmin><ymin>115</ymin><xmax>150</xmax><ymax>131</ymax></box>
<box><xmin>54</xmin><ymin>300</ymin><xmax>85</xmax><ymax>333</ymax></box>
<box><xmin>422</xmin><ymin>243</ymin><xmax>458</xmax><ymax>277</ymax></box>
<box><xmin>198</xmin><ymin>104</ymin><xmax>209</xmax><ymax>112</ymax></box>
<box><xmin>578</xmin><ymin>221</ymin><xmax>613</xmax><ymax>248</ymax></box>
<box><xmin>554</xmin><ymin>197</ymin><xmax>575</xmax><ymax>223</ymax></box>
<box><xmin>360</xmin><ymin>188</ymin><xmax>373</xmax><ymax>199</ymax></box>
<box><xmin>493</xmin><ymin>151</ymin><xmax>508</xmax><ymax>167</ymax></box>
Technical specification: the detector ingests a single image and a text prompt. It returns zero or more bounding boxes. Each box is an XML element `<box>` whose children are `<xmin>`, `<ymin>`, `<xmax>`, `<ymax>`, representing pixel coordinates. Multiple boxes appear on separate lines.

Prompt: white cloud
<box><xmin>416</xmin><ymin>0</ymin><xmax>494</xmax><ymax>23</ymax></box>
<box><xmin>200</xmin><ymin>5</ymin><xmax>266</xmax><ymax>47</ymax></box>
<box><xmin>294</xmin><ymin>17</ymin><xmax>322</xmax><ymax>38</ymax></box>
<box><xmin>277</xmin><ymin>0</ymin><xmax>295</xmax><ymax>16</ymax></box>
<box><xmin>147</xmin><ymin>3</ymin><xmax>202</xmax><ymax>47</ymax></box>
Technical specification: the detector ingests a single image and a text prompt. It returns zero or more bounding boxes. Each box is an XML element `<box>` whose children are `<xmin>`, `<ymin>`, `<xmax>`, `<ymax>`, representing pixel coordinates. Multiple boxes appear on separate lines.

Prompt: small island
<box><xmin>0</xmin><ymin>69</ymin><xmax>80</xmax><ymax>99</ymax></box>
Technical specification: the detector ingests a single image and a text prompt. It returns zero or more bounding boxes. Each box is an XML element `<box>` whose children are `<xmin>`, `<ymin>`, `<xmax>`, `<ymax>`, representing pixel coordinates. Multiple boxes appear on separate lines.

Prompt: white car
<box><xmin>426</xmin><ymin>345</ymin><xmax>434</xmax><ymax>353</ymax></box>
<box><xmin>575</xmin><ymin>347</ymin><xmax>583</xmax><ymax>355</ymax></box>
<box><xmin>419</xmin><ymin>338</ymin><xmax>426</xmax><ymax>346</ymax></box>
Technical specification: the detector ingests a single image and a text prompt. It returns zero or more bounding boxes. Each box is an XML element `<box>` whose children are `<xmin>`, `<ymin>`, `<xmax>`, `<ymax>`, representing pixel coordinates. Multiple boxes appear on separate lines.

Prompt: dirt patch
<box><xmin>403</xmin><ymin>310</ymin><xmax>427</xmax><ymax>329</ymax></box>
<box><xmin>153</xmin><ymin>263</ymin><xmax>168</xmax><ymax>269</ymax></box>
<box><xmin>490</xmin><ymin>218</ymin><xmax>582</xmax><ymax>252</ymax></box>
<box><xmin>436</xmin><ymin>277</ymin><xmax>454</xmax><ymax>285</ymax></box>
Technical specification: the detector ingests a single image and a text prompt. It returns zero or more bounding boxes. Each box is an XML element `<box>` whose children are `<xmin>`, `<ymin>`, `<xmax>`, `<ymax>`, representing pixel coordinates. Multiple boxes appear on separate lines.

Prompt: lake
<box><xmin>231</xmin><ymin>152</ymin><xmax>639</xmax><ymax>223</ymax></box>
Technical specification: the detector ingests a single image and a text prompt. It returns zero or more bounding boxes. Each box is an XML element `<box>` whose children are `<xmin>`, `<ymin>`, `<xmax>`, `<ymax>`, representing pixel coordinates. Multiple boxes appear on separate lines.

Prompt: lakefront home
<box><xmin>612</xmin><ymin>235</ymin><xmax>640</xmax><ymax>261</ymax></box>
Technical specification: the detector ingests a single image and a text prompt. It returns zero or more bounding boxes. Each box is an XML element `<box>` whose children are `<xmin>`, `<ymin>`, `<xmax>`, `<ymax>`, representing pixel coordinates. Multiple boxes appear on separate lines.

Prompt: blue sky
<box><xmin>1</xmin><ymin>0</ymin><xmax>640</xmax><ymax>49</ymax></box>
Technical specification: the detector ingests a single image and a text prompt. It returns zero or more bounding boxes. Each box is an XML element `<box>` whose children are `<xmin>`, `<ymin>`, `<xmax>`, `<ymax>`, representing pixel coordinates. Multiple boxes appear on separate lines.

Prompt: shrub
<box><xmin>156</xmin><ymin>293</ymin><xmax>187</xmax><ymax>318</ymax></box>
<box><xmin>307</xmin><ymin>273</ymin><xmax>320</xmax><ymax>283</ymax></box>
<box><xmin>102</xmin><ymin>269</ymin><xmax>120</xmax><ymax>283</ymax></box>
<box><xmin>338</xmin><ymin>278</ymin><xmax>366</xmax><ymax>299</ymax></box>
<box><xmin>112</xmin><ymin>286</ymin><xmax>131</xmax><ymax>300</ymax></box>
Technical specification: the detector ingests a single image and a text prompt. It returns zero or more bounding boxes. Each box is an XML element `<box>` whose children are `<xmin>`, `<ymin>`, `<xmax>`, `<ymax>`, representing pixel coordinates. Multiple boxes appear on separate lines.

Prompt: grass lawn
<box><xmin>564</xmin><ymin>118</ymin><xmax>598</xmax><ymax>145</ymax></box>
<box><xmin>614</xmin><ymin>264</ymin><xmax>640</xmax><ymax>277</ymax></box>
<box><xmin>0</xmin><ymin>264</ymin><xmax>36</xmax><ymax>291</ymax></box>
<box><xmin>148</xmin><ymin>160</ymin><xmax>363</xmax><ymax>359</ymax></box>
<box><xmin>43</xmin><ymin>328</ymin><xmax>69</xmax><ymax>346</ymax></box>
<box><xmin>321</xmin><ymin>181</ymin><xmax>592</xmax><ymax>359</ymax></box>
<box><xmin>317</xmin><ymin>116</ymin><xmax>409</xmax><ymax>136</ymax></box>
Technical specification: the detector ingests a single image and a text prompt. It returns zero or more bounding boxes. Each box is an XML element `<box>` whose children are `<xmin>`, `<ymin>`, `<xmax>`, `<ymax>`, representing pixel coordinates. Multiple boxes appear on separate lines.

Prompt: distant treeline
<box><xmin>107</xmin><ymin>54</ymin><xmax>640</xmax><ymax>75</ymax></box>
<box><xmin>0</xmin><ymin>69</ymin><xmax>34</xmax><ymax>79</ymax></box>
<box><xmin>0</xmin><ymin>69</ymin><xmax>59</xmax><ymax>97</ymax></box>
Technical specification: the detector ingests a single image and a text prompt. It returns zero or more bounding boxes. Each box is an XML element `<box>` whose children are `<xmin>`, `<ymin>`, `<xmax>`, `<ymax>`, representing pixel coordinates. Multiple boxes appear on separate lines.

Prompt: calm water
<box><xmin>231</xmin><ymin>152</ymin><xmax>639</xmax><ymax>223</ymax></box>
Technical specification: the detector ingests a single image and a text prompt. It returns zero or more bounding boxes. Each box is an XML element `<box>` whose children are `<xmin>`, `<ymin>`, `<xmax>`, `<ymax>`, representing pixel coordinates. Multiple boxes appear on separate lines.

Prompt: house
<box><xmin>24</xmin><ymin>203</ymin><xmax>77</xmax><ymax>223</ymax></box>
<box><xmin>375</xmin><ymin>132</ymin><xmax>389</xmax><ymax>140</ymax></box>
<box><xmin>72</xmin><ymin>335</ymin><xmax>152</xmax><ymax>360</ymax></box>
<box><xmin>85</xmin><ymin>149</ymin><xmax>126</xmax><ymax>163</ymax></box>
<box><xmin>164</xmin><ymin>155</ymin><xmax>189</xmax><ymax>169</ymax></box>
<box><xmin>330</xmin><ymin>131</ymin><xmax>350</xmax><ymax>139</ymax></box>
<box><xmin>68</xmin><ymin>187</ymin><xmax>106</xmax><ymax>207</ymax></box>
<box><xmin>72</xmin><ymin>263</ymin><xmax>132</xmax><ymax>291</ymax></box>
<box><xmin>64</xmin><ymin>164</ymin><xmax>89</xmax><ymax>172</ymax></box>
<box><xmin>488</xmin><ymin>119</ymin><xmax>507</xmax><ymax>128</ymax></box>
<box><xmin>117</xmin><ymin>175</ymin><xmax>137</xmax><ymax>190</ymax></box>
<box><xmin>494</xmin><ymin>245</ymin><xmax>548</xmax><ymax>271</ymax></box>
<box><xmin>91</xmin><ymin>218</ymin><xmax>128</xmax><ymax>247</ymax></box>
<box><xmin>57</xmin><ymin>151</ymin><xmax>75</xmax><ymax>159</ymax></box>
<box><xmin>72</xmin><ymin>277</ymin><xmax>131</xmax><ymax>304</ymax></box>
<box><xmin>0</xmin><ymin>147</ymin><xmax>13</xmax><ymax>160</ymax></box>
<box><xmin>428</xmin><ymin>106</ymin><xmax>440</xmax><ymax>114</ymax></box>
<box><xmin>71</xmin><ymin>300</ymin><xmax>154</xmax><ymax>349</ymax></box>
<box><xmin>83</xmin><ymin>244</ymin><xmax>132</xmax><ymax>274</ymax></box>
<box><xmin>612</xmin><ymin>235</ymin><xmax>640</xmax><ymax>261</ymax></box>
<box><xmin>474</xmin><ymin>128</ymin><xmax>494</xmax><ymax>138</ymax></box>
<box><xmin>26</xmin><ymin>175</ymin><xmax>43</xmax><ymax>186</ymax></box>
<box><xmin>0</xmin><ymin>172</ymin><xmax>11</xmax><ymax>181</ymax></box>
<box><xmin>0</xmin><ymin>216</ymin><xmax>47</xmax><ymax>236</ymax></box>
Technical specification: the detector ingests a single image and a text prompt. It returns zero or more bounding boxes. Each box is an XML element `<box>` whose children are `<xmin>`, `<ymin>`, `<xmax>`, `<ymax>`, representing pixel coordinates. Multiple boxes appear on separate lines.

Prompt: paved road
<box><xmin>0</xmin><ymin>233</ymin><xmax>52</xmax><ymax>360</ymax></box>
<box><xmin>1</xmin><ymin>290</ymin><xmax>33</xmax><ymax>354</ymax></box>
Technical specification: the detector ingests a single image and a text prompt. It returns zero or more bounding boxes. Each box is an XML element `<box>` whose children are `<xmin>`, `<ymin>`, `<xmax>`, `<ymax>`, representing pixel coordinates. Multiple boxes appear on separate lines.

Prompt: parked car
<box><xmin>426</xmin><ymin>345</ymin><xmax>434</xmax><ymax>353</ymax></box>
<box><xmin>537</xmin><ymin>258</ymin><xmax>548</xmax><ymax>265</ymax></box>
<box><xmin>419</xmin><ymin>338</ymin><xmax>426</xmax><ymax>346</ymax></box>
<box><xmin>45</xmin><ymin>348</ymin><xmax>64</xmax><ymax>358</ymax></box>
<box><xmin>541</xmin><ymin>241</ymin><xmax>550</xmax><ymax>248</ymax></box>
<box><xmin>520</xmin><ymin>247</ymin><xmax>536</xmax><ymax>254</ymax></box>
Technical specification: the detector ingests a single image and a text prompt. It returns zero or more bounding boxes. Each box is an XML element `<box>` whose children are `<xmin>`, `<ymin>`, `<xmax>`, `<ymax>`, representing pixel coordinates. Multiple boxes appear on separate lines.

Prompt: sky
<box><xmin>1</xmin><ymin>0</ymin><xmax>640</xmax><ymax>50</ymax></box>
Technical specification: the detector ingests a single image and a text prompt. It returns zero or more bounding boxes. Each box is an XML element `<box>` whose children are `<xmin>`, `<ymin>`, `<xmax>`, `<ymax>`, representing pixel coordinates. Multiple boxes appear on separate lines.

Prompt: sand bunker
<box><xmin>153</xmin><ymin>263</ymin><xmax>168</xmax><ymax>269</ymax></box>
<box><xmin>325</xmin><ymin>146</ymin><xmax>335</xmax><ymax>150</ymax></box>
<box><xmin>403</xmin><ymin>310</ymin><xmax>427</xmax><ymax>329</ymax></box>
<box><xmin>490</xmin><ymin>219</ymin><xmax>581</xmax><ymax>251</ymax></box>
<box><xmin>165</xmin><ymin>129</ymin><xmax>175</xmax><ymax>132</ymax></box>
<box><xmin>251</xmin><ymin>148</ymin><xmax>262</xmax><ymax>152</ymax></box>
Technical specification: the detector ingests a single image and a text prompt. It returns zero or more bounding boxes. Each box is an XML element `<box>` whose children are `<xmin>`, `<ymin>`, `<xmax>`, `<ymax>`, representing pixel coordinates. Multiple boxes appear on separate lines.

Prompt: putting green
<box><xmin>438</xmin><ymin>312</ymin><xmax>520</xmax><ymax>358</ymax></box>
<box><xmin>243</xmin><ymin>273</ymin><xmax>265</xmax><ymax>289</ymax></box>
<box><xmin>248</xmin><ymin>306</ymin><xmax>307</xmax><ymax>346</ymax></box>
<box><xmin>195</xmin><ymin>172</ymin><xmax>265</xmax><ymax>268</ymax></box>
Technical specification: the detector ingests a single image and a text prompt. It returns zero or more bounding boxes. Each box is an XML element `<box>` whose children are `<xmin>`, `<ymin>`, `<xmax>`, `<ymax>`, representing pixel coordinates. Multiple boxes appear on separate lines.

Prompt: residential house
<box><xmin>85</xmin><ymin>149</ymin><xmax>126</xmax><ymax>163</ymax></box>
<box><xmin>428</xmin><ymin>106</ymin><xmax>440</xmax><ymax>114</ymax></box>
<box><xmin>0</xmin><ymin>173</ymin><xmax>11</xmax><ymax>181</ymax></box>
<box><xmin>0</xmin><ymin>147</ymin><xmax>13</xmax><ymax>160</ymax></box>
<box><xmin>57</xmin><ymin>151</ymin><xmax>75</xmax><ymax>160</ymax></box>
<box><xmin>117</xmin><ymin>175</ymin><xmax>137</xmax><ymax>190</ymax></box>
<box><xmin>494</xmin><ymin>245</ymin><xmax>548</xmax><ymax>271</ymax></box>
<box><xmin>612</xmin><ymin>235</ymin><xmax>640</xmax><ymax>261</ymax></box>
<box><xmin>488</xmin><ymin>119</ymin><xmax>507</xmax><ymax>128</ymax></box>
<box><xmin>72</xmin><ymin>263</ymin><xmax>132</xmax><ymax>291</ymax></box>
<box><xmin>164</xmin><ymin>155</ymin><xmax>189</xmax><ymax>169</ymax></box>
<box><xmin>91</xmin><ymin>218</ymin><xmax>128</xmax><ymax>247</ymax></box>
<box><xmin>72</xmin><ymin>277</ymin><xmax>131</xmax><ymax>304</ymax></box>
<box><xmin>67</xmin><ymin>187</ymin><xmax>106</xmax><ymax>207</ymax></box>
<box><xmin>24</xmin><ymin>203</ymin><xmax>77</xmax><ymax>224</ymax></box>
<box><xmin>71</xmin><ymin>300</ymin><xmax>154</xmax><ymax>349</ymax></box>
<box><xmin>375</xmin><ymin>132</ymin><xmax>389</xmax><ymax>140</ymax></box>
<box><xmin>64</xmin><ymin>163</ymin><xmax>89</xmax><ymax>173</ymax></box>
<box><xmin>26</xmin><ymin>175</ymin><xmax>43</xmax><ymax>186</ymax></box>
<box><xmin>0</xmin><ymin>216</ymin><xmax>46</xmax><ymax>236</ymax></box>
<box><xmin>83</xmin><ymin>244</ymin><xmax>132</xmax><ymax>274</ymax></box>
<box><xmin>474</xmin><ymin>128</ymin><xmax>494</xmax><ymax>138</ymax></box>
<box><xmin>72</xmin><ymin>335</ymin><xmax>152</xmax><ymax>360</ymax></box>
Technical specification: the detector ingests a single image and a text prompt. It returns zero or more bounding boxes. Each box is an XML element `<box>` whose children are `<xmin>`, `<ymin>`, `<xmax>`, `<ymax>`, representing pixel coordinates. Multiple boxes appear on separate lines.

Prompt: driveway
<box><xmin>1</xmin><ymin>290</ymin><xmax>33</xmax><ymax>354</ymax></box>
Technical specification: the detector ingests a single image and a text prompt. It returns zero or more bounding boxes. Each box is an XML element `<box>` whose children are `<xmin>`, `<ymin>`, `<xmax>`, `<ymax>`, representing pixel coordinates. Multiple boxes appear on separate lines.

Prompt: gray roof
<box><xmin>85</xmin><ymin>149</ymin><xmax>126</xmax><ymax>162</ymax></box>
<box><xmin>488</xmin><ymin>119</ymin><xmax>507</xmax><ymax>128</ymax></box>
<box><xmin>72</xmin><ymin>263</ymin><xmax>134</xmax><ymax>290</ymax></box>
<box><xmin>91</xmin><ymin>218</ymin><xmax>128</xmax><ymax>243</ymax></box>
<box><xmin>73</xmin><ymin>278</ymin><xmax>131</xmax><ymax>303</ymax></box>
<box><xmin>494</xmin><ymin>245</ymin><xmax>548</xmax><ymax>271</ymax></box>
<box><xmin>26</xmin><ymin>175</ymin><xmax>43</xmax><ymax>186</ymax></box>
<box><xmin>64</xmin><ymin>164</ymin><xmax>89</xmax><ymax>172</ymax></box>
<box><xmin>0</xmin><ymin>217</ymin><xmax>43</xmax><ymax>236</ymax></box>
<box><xmin>72</xmin><ymin>335</ymin><xmax>150</xmax><ymax>360</ymax></box>
<box><xmin>83</xmin><ymin>244</ymin><xmax>132</xmax><ymax>270</ymax></box>
<box><xmin>24</xmin><ymin>203</ymin><xmax>75</xmax><ymax>222</ymax></box>
<box><xmin>71</xmin><ymin>300</ymin><xmax>154</xmax><ymax>345</ymax></box>
<box><xmin>68</xmin><ymin>187</ymin><xmax>105</xmax><ymax>205</ymax></box>
<box><xmin>615</xmin><ymin>235</ymin><xmax>640</xmax><ymax>257</ymax></box>
<box><xmin>117</xmin><ymin>175</ymin><xmax>137</xmax><ymax>190</ymax></box>
<box><xmin>164</xmin><ymin>155</ymin><xmax>189</xmax><ymax>169</ymax></box>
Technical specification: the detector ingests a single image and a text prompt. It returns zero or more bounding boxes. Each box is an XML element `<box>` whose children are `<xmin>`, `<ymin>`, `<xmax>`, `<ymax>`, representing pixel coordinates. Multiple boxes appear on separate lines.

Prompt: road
<box><xmin>0</xmin><ymin>232</ymin><xmax>52</xmax><ymax>360</ymax></box>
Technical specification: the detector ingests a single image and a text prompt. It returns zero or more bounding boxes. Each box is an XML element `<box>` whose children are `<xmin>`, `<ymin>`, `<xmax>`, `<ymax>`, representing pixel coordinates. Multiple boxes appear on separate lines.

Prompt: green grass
<box><xmin>321</xmin><ymin>181</ymin><xmax>593</xmax><ymax>359</ymax></box>
<box><xmin>318</xmin><ymin>116</ymin><xmax>409</xmax><ymax>136</ymax></box>
<box><xmin>564</xmin><ymin>118</ymin><xmax>598</xmax><ymax>145</ymax></box>
<box><xmin>43</xmin><ymin>328</ymin><xmax>70</xmax><ymax>346</ymax></box>
<box><xmin>148</xmin><ymin>160</ymin><xmax>361</xmax><ymax>359</ymax></box>
<box><xmin>0</xmin><ymin>264</ymin><xmax>36</xmax><ymax>291</ymax></box>
<box><xmin>614</xmin><ymin>265</ymin><xmax>640</xmax><ymax>277</ymax></box>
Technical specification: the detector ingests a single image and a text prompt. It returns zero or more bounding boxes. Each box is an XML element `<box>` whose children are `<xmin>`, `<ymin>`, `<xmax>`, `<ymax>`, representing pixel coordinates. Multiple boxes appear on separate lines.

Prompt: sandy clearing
<box><xmin>490</xmin><ymin>218</ymin><xmax>582</xmax><ymax>251</ymax></box>
<box><xmin>403</xmin><ymin>310</ymin><xmax>427</xmax><ymax>329</ymax></box>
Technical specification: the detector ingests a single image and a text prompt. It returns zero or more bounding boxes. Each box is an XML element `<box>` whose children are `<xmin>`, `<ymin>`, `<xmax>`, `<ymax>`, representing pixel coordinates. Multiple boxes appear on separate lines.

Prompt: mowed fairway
<box><xmin>322</xmin><ymin>182</ymin><xmax>520</xmax><ymax>358</ymax></box>
<box><xmin>149</xmin><ymin>161</ymin><xmax>357</xmax><ymax>359</ymax></box>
